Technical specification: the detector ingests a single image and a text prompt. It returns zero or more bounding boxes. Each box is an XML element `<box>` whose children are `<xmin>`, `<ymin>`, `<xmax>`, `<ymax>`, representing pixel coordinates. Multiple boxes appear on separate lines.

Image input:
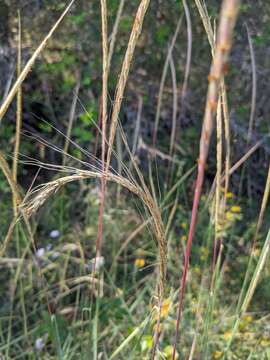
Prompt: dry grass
<box><xmin>12</xmin><ymin>11</ymin><xmax>22</xmax><ymax>216</ymax></box>
<box><xmin>21</xmin><ymin>165</ymin><xmax>167</xmax><ymax>300</ymax></box>
<box><xmin>0</xmin><ymin>0</ymin><xmax>75</xmax><ymax>122</ymax></box>
<box><xmin>105</xmin><ymin>0</ymin><xmax>150</xmax><ymax>172</ymax></box>
<box><xmin>153</xmin><ymin>16</ymin><xmax>182</xmax><ymax>146</ymax></box>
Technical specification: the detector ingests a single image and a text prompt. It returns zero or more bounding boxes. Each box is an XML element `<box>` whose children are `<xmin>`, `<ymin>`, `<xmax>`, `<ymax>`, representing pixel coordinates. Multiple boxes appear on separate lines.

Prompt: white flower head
<box><xmin>35</xmin><ymin>248</ymin><xmax>45</xmax><ymax>258</ymax></box>
<box><xmin>49</xmin><ymin>230</ymin><xmax>60</xmax><ymax>239</ymax></box>
<box><xmin>35</xmin><ymin>337</ymin><xmax>45</xmax><ymax>351</ymax></box>
<box><xmin>87</xmin><ymin>256</ymin><xmax>105</xmax><ymax>272</ymax></box>
<box><xmin>51</xmin><ymin>251</ymin><xmax>60</xmax><ymax>259</ymax></box>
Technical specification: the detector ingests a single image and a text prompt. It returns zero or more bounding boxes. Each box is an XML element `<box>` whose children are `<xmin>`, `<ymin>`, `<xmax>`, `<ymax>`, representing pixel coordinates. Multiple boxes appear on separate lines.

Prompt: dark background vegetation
<box><xmin>1</xmin><ymin>1</ymin><xmax>269</xmax><ymax>187</ymax></box>
<box><xmin>1</xmin><ymin>1</ymin><xmax>269</xmax><ymax>232</ymax></box>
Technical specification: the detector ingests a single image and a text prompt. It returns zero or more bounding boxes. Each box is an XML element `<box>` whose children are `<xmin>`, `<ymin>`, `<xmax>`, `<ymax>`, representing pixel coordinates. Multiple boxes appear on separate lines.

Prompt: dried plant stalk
<box><xmin>181</xmin><ymin>0</ymin><xmax>192</xmax><ymax>104</ymax></box>
<box><xmin>173</xmin><ymin>1</ymin><xmax>240</xmax><ymax>357</ymax></box>
<box><xmin>153</xmin><ymin>16</ymin><xmax>182</xmax><ymax>146</ymax></box>
<box><xmin>169</xmin><ymin>54</ymin><xmax>178</xmax><ymax>157</ymax></box>
<box><xmin>224</xmin><ymin>229</ymin><xmax>270</xmax><ymax>355</ymax></box>
<box><xmin>246</xmin><ymin>24</ymin><xmax>257</xmax><ymax>145</ymax></box>
<box><xmin>108</xmin><ymin>0</ymin><xmax>125</xmax><ymax>71</ymax></box>
<box><xmin>194</xmin><ymin>0</ymin><xmax>231</xmax><ymax>203</ymax></box>
<box><xmin>131</xmin><ymin>95</ymin><xmax>143</xmax><ymax>157</ymax></box>
<box><xmin>100</xmin><ymin>0</ymin><xmax>109</xmax><ymax>170</ymax></box>
<box><xmin>0</xmin><ymin>0</ymin><xmax>75</xmax><ymax>122</ymax></box>
<box><xmin>254</xmin><ymin>163</ymin><xmax>270</xmax><ymax>242</ymax></box>
<box><xmin>221</xmin><ymin>82</ymin><xmax>231</xmax><ymax>204</ymax></box>
<box><xmin>106</xmin><ymin>0</ymin><xmax>150</xmax><ymax>171</ymax></box>
<box><xmin>0</xmin><ymin>152</ymin><xmax>35</xmax><ymax>256</ymax></box>
<box><xmin>214</xmin><ymin>97</ymin><xmax>223</xmax><ymax>263</ymax></box>
<box><xmin>63</xmin><ymin>78</ymin><xmax>80</xmax><ymax>164</ymax></box>
<box><xmin>12</xmin><ymin>11</ymin><xmax>22</xmax><ymax>215</ymax></box>
<box><xmin>96</xmin><ymin>0</ymin><xmax>109</xmax><ymax>259</ymax></box>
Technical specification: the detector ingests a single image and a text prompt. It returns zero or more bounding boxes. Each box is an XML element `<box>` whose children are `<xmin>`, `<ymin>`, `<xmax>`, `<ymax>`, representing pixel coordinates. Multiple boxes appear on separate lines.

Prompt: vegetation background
<box><xmin>0</xmin><ymin>0</ymin><xmax>270</xmax><ymax>359</ymax></box>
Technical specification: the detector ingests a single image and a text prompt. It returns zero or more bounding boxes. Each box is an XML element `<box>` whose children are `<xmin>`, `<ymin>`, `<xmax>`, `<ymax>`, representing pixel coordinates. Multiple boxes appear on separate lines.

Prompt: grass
<box><xmin>1</xmin><ymin>0</ymin><xmax>270</xmax><ymax>359</ymax></box>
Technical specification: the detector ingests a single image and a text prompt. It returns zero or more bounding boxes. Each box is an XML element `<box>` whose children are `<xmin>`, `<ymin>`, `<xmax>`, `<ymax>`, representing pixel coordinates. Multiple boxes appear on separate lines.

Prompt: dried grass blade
<box><xmin>0</xmin><ymin>0</ymin><xmax>76</xmax><ymax>122</ymax></box>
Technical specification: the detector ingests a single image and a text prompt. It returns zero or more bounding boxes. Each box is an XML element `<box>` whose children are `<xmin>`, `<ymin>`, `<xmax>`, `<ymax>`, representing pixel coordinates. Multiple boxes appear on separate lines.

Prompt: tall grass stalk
<box><xmin>12</xmin><ymin>11</ymin><xmax>22</xmax><ymax>216</ymax></box>
<box><xmin>105</xmin><ymin>0</ymin><xmax>150</xmax><ymax>172</ymax></box>
<box><xmin>214</xmin><ymin>97</ymin><xmax>223</xmax><ymax>265</ymax></box>
<box><xmin>246</xmin><ymin>24</ymin><xmax>257</xmax><ymax>145</ymax></box>
<box><xmin>0</xmin><ymin>0</ymin><xmax>75</xmax><ymax>122</ymax></box>
<box><xmin>95</xmin><ymin>0</ymin><xmax>109</xmax><ymax>264</ymax></box>
<box><xmin>254</xmin><ymin>163</ymin><xmax>270</xmax><ymax>242</ymax></box>
<box><xmin>108</xmin><ymin>0</ymin><xmax>125</xmax><ymax>71</ymax></box>
<box><xmin>194</xmin><ymin>0</ymin><xmax>232</xmax><ymax>201</ymax></box>
<box><xmin>169</xmin><ymin>54</ymin><xmax>178</xmax><ymax>158</ymax></box>
<box><xmin>180</xmin><ymin>0</ymin><xmax>192</xmax><ymax>107</ymax></box>
<box><xmin>221</xmin><ymin>83</ymin><xmax>231</xmax><ymax>206</ymax></box>
<box><xmin>153</xmin><ymin>16</ymin><xmax>182</xmax><ymax>146</ymax></box>
<box><xmin>236</xmin><ymin>161</ymin><xmax>270</xmax><ymax>318</ymax></box>
<box><xmin>173</xmin><ymin>1</ymin><xmax>240</xmax><ymax>358</ymax></box>
<box><xmin>223</xmin><ymin>229</ymin><xmax>270</xmax><ymax>357</ymax></box>
<box><xmin>131</xmin><ymin>95</ymin><xmax>143</xmax><ymax>158</ymax></box>
<box><xmin>63</xmin><ymin>78</ymin><xmax>80</xmax><ymax>164</ymax></box>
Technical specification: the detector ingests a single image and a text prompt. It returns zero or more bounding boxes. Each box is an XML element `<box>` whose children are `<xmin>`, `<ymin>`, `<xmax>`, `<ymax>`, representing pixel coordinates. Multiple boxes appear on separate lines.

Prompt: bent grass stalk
<box><xmin>21</xmin><ymin>166</ymin><xmax>166</xmax><ymax>305</ymax></box>
<box><xmin>172</xmin><ymin>1</ymin><xmax>240</xmax><ymax>358</ymax></box>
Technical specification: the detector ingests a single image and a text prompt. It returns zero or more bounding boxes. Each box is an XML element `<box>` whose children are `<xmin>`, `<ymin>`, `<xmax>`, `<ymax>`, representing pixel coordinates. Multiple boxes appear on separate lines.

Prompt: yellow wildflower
<box><xmin>153</xmin><ymin>322</ymin><xmax>163</xmax><ymax>333</ymax></box>
<box><xmin>134</xmin><ymin>258</ymin><xmax>145</xmax><ymax>268</ymax></box>
<box><xmin>181</xmin><ymin>222</ymin><xmax>187</xmax><ymax>230</ymax></box>
<box><xmin>225</xmin><ymin>192</ymin><xmax>234</xmax><ymax>199</ymax></box>
<box><xmin>153</xmin><ymin>298</ymin><xmax>172</xmax><ymax>320</ymax></box>
<box><xmin>116</xmin><ymin>288</ymin><xmax>123</xmax><ymax>296</ymax></box>
<box><xmin>200</xmin><ymin>246</ymin><xmax>209</xmax><ymax>261</ymax></box>
<box><xmin>163</xmin><ymin>345</ymin><xmax>179</xmax><ymax>359</ymax></box>
<box><xmin>260</xmin><ymin>339</ymin><xmax>270</xmax><ymax>347</ymax></box>
<box><xmin>201</xmin><ymin>246</ymin><xmax>209</xmax><ymax>256</ymax></box>
<box><xmin>231</xmin><ymin>205</ymin><xmax>241</xmax><ymax>213</ymax></box>
<box><xmin>213</xmin><ymin>351</ymin><xmax>223</xmax><ymax>359</ymax></box>
<box><xmin>253</xmin><ymin>248</ymin><xmax>260</xmax><ymax>257</ymax></box>
<box><xmin>239</xmin><ymin>315</ymin><xmax>253</xmax><ymax>331</ymax></box>
<box><xmin>225</xmin><ymin>211</ymin><xmax>234</xmax><ymax>221</ymax></box>
<box><xmin>181</xmin><ymin>235</ymin><xmax>187</xmax><ymax>242</ymax></box>
<box><xmin>191</xmin><ymin>297</ymin><xmax>198</xmax><ymax>313</ymax></box>
<box><xmin>160</xmin><ymin>298</ymin><xmax>172</xmax><ymax>318</ymax></box>
<box><xmin>136</xmin><ymin>248</ymin><xmax>145</xmax><ymax>256</ymax></box>
<box><xmin>223</xmin><ymin>331</ymin><xmax>232</xmax><ymax>341</ymax></box>
<box><xmin>141</xmin><ymin>335</ymin><xmax>153</xmax><ymax>351</ymax></box>
<box><xmin>243</xmin><ymin>314</ymin><xmax>253</xmax><ymax>323</ymax></box>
